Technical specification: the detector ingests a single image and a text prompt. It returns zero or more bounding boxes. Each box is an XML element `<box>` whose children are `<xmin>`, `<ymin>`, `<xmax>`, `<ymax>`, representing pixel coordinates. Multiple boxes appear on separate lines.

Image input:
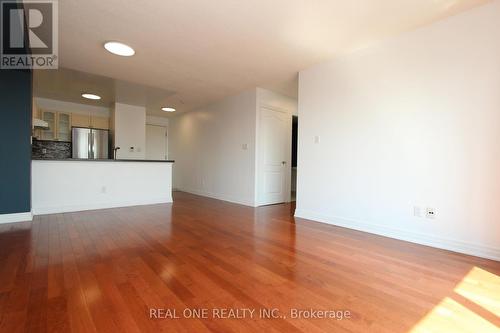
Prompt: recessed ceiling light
<box><xmin>162</xmin><ymin>107</ymin><xmax>176</xmax><ymax>112</ymax></box>
<box><xmin>82</xmin><ymin>93</ymin><xmax>101</xmax><ymax>100</ymax></box>
<box><xmin>104</xmin><ymin>41</ymin><xmax>135</xmax><ymax>56</ymax></box>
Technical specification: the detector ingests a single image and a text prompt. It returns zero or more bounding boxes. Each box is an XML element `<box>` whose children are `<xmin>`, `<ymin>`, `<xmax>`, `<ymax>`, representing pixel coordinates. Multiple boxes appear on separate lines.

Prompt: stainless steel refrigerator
<box><xmin>72</xmin><ymin>127</ymin><xmax>109</xmax><ymax>159</ymax></box>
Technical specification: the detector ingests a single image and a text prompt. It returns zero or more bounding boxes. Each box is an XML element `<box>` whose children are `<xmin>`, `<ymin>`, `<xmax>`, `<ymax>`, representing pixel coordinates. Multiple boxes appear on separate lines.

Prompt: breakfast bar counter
<box><xmin>31</xmin><ymin>159</ymin><xmax>174</xmax><ymax>215</ymax></box>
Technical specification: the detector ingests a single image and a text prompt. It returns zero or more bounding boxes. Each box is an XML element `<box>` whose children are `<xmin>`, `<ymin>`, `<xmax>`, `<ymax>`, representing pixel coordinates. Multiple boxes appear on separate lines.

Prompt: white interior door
<box><xmin>146</xmin><ymin>125</ymin><xmax>168</xmax><ymax>160</ymax></box>
<box><xmin>258</xmin><ymin>106</ymin><xmax>291</xmax><ymax>205</ymax></box>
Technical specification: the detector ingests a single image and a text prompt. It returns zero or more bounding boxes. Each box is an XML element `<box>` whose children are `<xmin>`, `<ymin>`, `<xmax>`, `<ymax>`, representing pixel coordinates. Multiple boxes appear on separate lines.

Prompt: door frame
<box><xmin>255</xmin><ymin>104</ymin><xmax>292</xmax><ymax>206</ymax></box>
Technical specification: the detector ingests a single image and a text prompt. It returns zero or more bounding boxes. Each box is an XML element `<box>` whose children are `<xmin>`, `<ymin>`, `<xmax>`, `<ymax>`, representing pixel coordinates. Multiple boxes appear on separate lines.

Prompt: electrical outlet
<box><xmin>314</xmin><ymin>136</ymin><xmax>321</xmax><ymax>144</ymax></box>
<box><xmin>426</xmin><ymin>208</ymin><xmax>436</xmax><ymax>219</ymax></box>
<box><xmin>101</xmin><ymin>186</ymin><xmax>107</xmax><ymax>194</ymax></box>
<box><xmin>242</xmin><ymin>143</ymin><xmax>248</xmax><ymax>150</ymax></box>
<box><xmin>413</xmin><ymin>206</ymin><xmax>422</xmax><ymax>217</ymax></box>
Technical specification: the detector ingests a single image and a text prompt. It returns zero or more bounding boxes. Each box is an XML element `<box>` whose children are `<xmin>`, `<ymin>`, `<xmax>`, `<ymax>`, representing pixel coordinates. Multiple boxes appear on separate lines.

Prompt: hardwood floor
<box><xmin>0</xmin><ymin>192</ymin><xmax>499</xmax><ymax>333</ymax></box>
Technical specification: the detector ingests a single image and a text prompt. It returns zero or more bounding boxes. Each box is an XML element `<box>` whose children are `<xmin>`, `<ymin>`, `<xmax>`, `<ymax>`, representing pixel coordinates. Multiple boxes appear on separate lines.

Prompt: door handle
<box><xmin>88</xmin><ymin>134</ymin><xmax>92</xmax><ymax>159</ymax></box>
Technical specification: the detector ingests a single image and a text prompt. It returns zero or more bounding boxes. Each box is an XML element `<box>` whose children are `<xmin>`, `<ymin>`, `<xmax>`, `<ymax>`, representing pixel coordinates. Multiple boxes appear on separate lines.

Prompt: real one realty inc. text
<box><xmin>150</xmin><ymin>308</ymin><xmax>352</xmax><ymax>320</ymax></box>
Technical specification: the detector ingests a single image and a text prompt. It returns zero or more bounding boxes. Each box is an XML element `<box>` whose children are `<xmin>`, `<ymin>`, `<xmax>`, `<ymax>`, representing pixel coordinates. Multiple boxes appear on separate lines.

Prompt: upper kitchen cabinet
<box><xmin>71</xmin><ymin>113</ymin><xmax>91</xmax><ymax>128</ymax></box>
<box><xmin>91</xmin><ymin>116</ymin><xmax>109</xmax><ymax>130</ymax></box>
<box><xmin>57</xmin><ymin>113</ymin><xmax>71</xmax><ymax>141</ymax></box>
<box><xmin>40</xmin><ymin>111</ymin><xmax>56</xmax><ymax>140</ymax></box>
<box><xmin>71</xmin><ymin>114</ymin><xmax>109</xmax><ymax>130</ymax></box>
<box><xmin>41</xmin><ymin>110</ymin><xmax>72</xmax><ymax>141</ymax></box>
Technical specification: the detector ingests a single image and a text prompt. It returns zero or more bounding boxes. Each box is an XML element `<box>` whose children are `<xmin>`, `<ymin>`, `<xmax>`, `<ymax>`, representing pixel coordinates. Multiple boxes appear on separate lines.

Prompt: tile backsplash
<box><xmin>32</xmin><ymin>139</ymin><xmax>71</xmax><ymax>159</ymax></box>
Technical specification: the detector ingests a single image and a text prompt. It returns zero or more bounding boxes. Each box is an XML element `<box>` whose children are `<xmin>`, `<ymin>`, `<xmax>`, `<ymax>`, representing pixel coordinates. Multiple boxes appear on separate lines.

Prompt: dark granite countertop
<box><xmin>32</xmin><ymin>158</ymin><xmax>174</xmax><ymax>163</ymax></box>
<box><xmin>32</xmin><ymin>139</ymin><xmax>72</xmax><ymax>143</ymax></box>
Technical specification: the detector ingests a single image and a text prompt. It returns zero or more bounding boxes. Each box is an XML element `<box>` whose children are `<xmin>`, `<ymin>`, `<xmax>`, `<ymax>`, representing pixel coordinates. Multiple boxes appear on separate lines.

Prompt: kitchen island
<box><xmin>32</xmin><ymin>159</ymin><xmax>174</xmax><ymax>215</ymax></box>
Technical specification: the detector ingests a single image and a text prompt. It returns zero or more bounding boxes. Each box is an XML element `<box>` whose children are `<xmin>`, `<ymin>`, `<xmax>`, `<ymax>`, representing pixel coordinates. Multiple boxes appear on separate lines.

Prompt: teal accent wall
<box><xmin>0</xmin><ymin>69</ymin><xmax>32</xmax><ymax>214</ymax></box>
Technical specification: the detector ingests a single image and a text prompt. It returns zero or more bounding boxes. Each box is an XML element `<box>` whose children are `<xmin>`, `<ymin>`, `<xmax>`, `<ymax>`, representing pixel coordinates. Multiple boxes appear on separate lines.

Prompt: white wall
<box><xmin>169</xmin><ymin>88</ymin><xmax>297</xmax><ymax>206</ymax></box>
<box><xmin>296</xmin><ymin>1</ymin><xmax>500</xmax><ymax>260</ymax></box>
<box><xmin>113</xmin><ymin>103</ymin><xmax>146</xmax><ymax>159</ymax></box>
<box><xmin>169</xmin><ymin>89</ymin><xmax>257</xmax><ymax>206</ymax></box>
<box><xmin>32</xmin><ymin>160</ymin><xmax>173</xmax><ymax>214</ymax></box>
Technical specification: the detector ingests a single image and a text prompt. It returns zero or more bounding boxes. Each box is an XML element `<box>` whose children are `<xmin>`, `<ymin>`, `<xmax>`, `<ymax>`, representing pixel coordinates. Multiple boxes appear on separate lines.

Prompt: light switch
<box><xmin>314</xmin><ymin>136</ymin><xmax>321</xmax><ymax>144</ymax></box>
<box><xmin>242</xmin><ymin>144</ymin><xmax>248</xmax><ymax>150</ymax></box>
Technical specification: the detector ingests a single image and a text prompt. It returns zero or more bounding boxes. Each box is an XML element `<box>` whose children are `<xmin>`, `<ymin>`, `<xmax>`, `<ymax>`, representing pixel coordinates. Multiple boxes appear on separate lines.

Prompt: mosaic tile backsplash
<box><xmin>32</xmin><ymin>139</ymin><xmax>71</xmax><ymax>159</ymax></box>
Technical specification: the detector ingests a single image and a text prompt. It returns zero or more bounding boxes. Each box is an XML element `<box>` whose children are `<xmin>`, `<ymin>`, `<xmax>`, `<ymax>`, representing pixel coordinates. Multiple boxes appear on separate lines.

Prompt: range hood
<box><xmin>33</xmin><ymin>118</ymin><xmax>49</xmax><ymax>129</ymax></box>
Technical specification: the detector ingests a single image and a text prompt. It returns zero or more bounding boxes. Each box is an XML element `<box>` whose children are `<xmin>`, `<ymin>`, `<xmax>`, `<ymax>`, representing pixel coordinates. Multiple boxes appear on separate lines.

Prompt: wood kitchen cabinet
<box><xmin>71</xmin><ymin>114</ymin><xmax>109</xmax><ymax>130</ymax></box>
<box><xmin>91</xmin><ymin>116</ymin><xmax>109</xmax><ymax>129</ymax></box>
<box><xmin>57</xmin><ymin>113</ymin><xmax>71</xmax><ymax>141</ymax></box>
<box><xmin>40</xmin><ymin>110</ymin><xmax>72</xmax><ymax>141</ymax></box>
<box><xmin>71</xmin><ymin>113</ymin><xmax>91</xmax><ymax>128</ymax></box>
<box><xmin>35</xmin><ymin>105</ymin><xmax>110</xmax><ymax>141</ymax></box>
<box><xmin>40</xmin><ymin>111</ymin><xmax>56</xmax><ymax>140</ymax></box>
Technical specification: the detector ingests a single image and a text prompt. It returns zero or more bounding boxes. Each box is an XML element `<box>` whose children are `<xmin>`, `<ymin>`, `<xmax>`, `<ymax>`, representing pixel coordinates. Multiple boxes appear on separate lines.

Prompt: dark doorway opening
<box><xmin>291</xmin><ymin>115</ymin><xmax>298</xmax><ymax>201</ymax></box>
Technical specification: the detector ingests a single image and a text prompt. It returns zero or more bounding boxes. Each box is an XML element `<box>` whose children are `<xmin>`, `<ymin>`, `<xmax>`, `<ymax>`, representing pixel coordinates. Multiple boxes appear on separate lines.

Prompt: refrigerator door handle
<box><xmin>92</xmin><ymin>130</ymin><xmax>95</xmax><ymax>159</ymax></box>
<box><xmin>89</xmin><ymin>130</ymin><xmax>94</xmax><ymax>159</ymax></box>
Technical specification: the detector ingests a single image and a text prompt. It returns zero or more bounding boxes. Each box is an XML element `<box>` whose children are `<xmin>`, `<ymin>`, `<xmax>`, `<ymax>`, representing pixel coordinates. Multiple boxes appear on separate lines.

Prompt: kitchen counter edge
<box><xmin>32</xmin><ymin>158</ymin><xmax>175</xmax><ymax>163</ymax></box>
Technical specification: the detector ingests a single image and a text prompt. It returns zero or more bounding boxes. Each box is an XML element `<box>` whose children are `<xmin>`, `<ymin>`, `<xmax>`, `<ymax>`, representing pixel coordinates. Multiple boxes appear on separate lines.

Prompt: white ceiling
<box><xmin>58</xmin><ymin>0</ymin><xmax>490</xmax><ymax>114</ymax></box>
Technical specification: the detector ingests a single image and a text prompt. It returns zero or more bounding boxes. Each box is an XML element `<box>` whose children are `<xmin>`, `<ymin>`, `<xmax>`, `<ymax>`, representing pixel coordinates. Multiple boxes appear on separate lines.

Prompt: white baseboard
<box><xmin>32</xmin><ymin>197</ymin><xmax>173</xmax><ymax>215</ymax></box>
<box><xmin>178</xmin><ymin>188</ymin><xmax>256</xmax><ymax>207</ymax></box>
<box><xmin>294</xmin><ymin>209</ymin><xmax>500</xmax><ymax>262</ymax></box>
<box><xmin>0</xmin><ymin>212</ymin><xmax>33</xmax><ymax>224</ymax></box>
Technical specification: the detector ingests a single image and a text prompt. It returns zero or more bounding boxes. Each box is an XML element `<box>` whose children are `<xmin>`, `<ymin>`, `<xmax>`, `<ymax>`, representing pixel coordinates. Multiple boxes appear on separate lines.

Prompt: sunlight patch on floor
<box><xmin>410</xmin><ymin>267</ymin><xmax>500</xmax><ymax>333</ymax></box>
<box><xmin>410</xmin><ymin>297</ymin><xmax>499</xmax><ymax>333</ymax></box>
<box><xmin>454</xmin><ymin>266</ymin><xmax>500</xmax><ymax>316</ymax></box>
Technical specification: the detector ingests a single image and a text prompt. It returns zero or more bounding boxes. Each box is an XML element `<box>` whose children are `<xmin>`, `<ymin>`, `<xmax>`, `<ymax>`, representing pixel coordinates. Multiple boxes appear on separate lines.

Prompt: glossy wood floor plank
<box><xmin>0</xmin><ymin>191</ymin><xmax>499</xmax><ymax>333</ymax></box>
